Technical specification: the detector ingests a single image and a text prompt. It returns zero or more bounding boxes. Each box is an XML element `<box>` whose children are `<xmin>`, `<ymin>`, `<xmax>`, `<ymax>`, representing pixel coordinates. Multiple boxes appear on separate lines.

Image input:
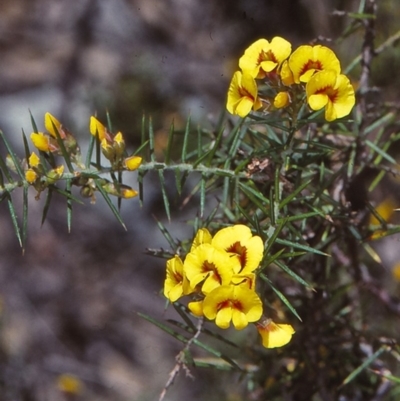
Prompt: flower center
<box><xmin>202</xmin><ymin>261</ymin><xmax>222</xmax><ymax>283</ymax></box>
<box><xmin>316</xmin><ymin>86</ymin><xmax>338</xmax><ymax>102</ymax></box>
<box><xmin>300</xmin><ymin>59</ymin><xmax>323</xmax><ymax>76</ymax></box>
<box><xmin>227</xmin><ymin>242</ymin><xmax>248</xmax><ymax>270</ymax></box>
<box><xmin>238</xmin><ymin>86</ymin><xmax>254</xmax><ymax>100</ymax></box>
<box><xmin>217</xmin><ymin>299</ymin><xmax>243</xmax><ymax>312</ymax></box>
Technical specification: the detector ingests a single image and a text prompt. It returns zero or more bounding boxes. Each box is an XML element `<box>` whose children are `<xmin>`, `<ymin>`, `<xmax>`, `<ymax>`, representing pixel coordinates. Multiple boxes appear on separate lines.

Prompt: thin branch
<box><xmin>159</xmin><ymin>318</ymin><xmax>204</xmax><ymax>401</ymax></box>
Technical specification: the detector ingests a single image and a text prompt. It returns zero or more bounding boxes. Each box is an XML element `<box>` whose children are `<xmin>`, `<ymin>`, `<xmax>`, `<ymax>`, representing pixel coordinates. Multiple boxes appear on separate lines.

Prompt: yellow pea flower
<box><xmin>184</xmin><ymin>243</ymin><xmax>235</xmax><ymax>294</ymax></box>
<box><xmin>188</xmin><ymin>300</ymin><xmax>204</xmax><ymax>317</ymax></box>
<box><xmin>124</xmin><ymin>155</ymin><xmax>142</xmax><ymax>171</ymax></box>
<box><xmin>211</xmin><ymin>224</ymin><xmax>264</xmax><ymax>275</ymax></box>
<box><xmin>226</xmin><ymin>71</ymin><xmax>262</xmax><ymax>118</ymax></box>
<box><xmin>306</xmin><ymin>70</ymin><xmax>355</xmax><ymax>121</ymax></box>
<box><xmin>190</xmin><ymin>227</ymin><xmax>213</xmax><ymax>252</ymax></box>
<box><xmin>30</xmin><ymin>132</ymin><xmax>51</xmax><ymax>152</ymax></box>
<box><xmin>273</xmin><ymin>91</ymin><xmax>290</xmax><ymax>109</ymax></box>
<box><xmin>239</xmin><ymin>37</ymin><xmax>292</xmax><ymax>79</ymax></box>
<box><xmin>202</xmin><ymin>285</ymin><xmax>263</xmax><ymax>330</ymax></box>
<box><xmin>25</xmin><ymin>169</ymin><xmax>38</xmax><ymax>184</ymax></box>
<box><xmin>45</xmin><ymin>112</ymin><xmax>64</xmax><ymax>139</ymax></box>
<box><xmin>164</xmin><ymin>255</ymin><xmax>193</xmax><ymax>302</ymax></box>
<box><xmin>256</xmin><ymin>319</ymin><xmax>295</xmax><ymax>348</ymax></box>
<box><xmin>288</xmin><ymin>45</ymin><xmax>341</xmax><ymax>84</ymax></box>
<box><xmin>89</xmin><ymin>116</ymin><xmax>107</xmax><ymax>142</ymax></box>
<box><xmin>280</xmin><ymin>60</ymin><xmax>295</xmax><ymax>86</ymax></box>
<box><xmin>57</xmin><ymin>373</ymin><xmax>83</xmax><ymax>394</ymax></box>
<box><xmin>120</xmin><ymin>187</ymin><xmax>138</xmax><ymax>199</ymax></box>
<box><xmin>28</xmin><ymin>152</ymin><xmax>40</xmax><ymax>168</ymax></box>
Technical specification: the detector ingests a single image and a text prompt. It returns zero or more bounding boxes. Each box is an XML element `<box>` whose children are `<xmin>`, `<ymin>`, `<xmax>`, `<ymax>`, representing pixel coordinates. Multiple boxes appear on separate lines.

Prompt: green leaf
<box><xmin>261</xmin><ymin>274</ymin><xmax>302</xmax><ymax>321</ymax></box>
<box><xmin>85</xmin><ymin>132</ymin><xmax>96</xmax><ymax>169</ymax></box>
<box><xmin>137</xmin><ymin>312</ymin><xmax>243</xmax><ymax>371</ymax></box>
<box><xmin>22</xmin><ymin>184</ymin><xmax>28</xmax><ymax>252</ymax></box>
<box><xmin>41</xmin><ymin>186</ymin><xmax>53</xmax><ymax>226</ymax></box>
<box><xmin>148</xmin><ymin>116</ymin><xmax>156</xmax><ymax>162</ymax></box>
<box><xmin>205</xmin><ymin>124</ymin><xmax>224</xmax><ymax>167</ymax></box>
<box><xmin>153</xmin><ymin>217</ymin><xmax>179</xmax><ymax>251</ymax></box>
<box><xmin>165</xmin><ymin>119</ymin><xmax>175</xmax><ymax>165</ymax></box>
<box><xmin>264</xmin><ymin>217</ymin><xmax>288</xmax><ymax>255</ymax></box>
<box><xmin>365</xmin><ymin>139</ymin><xmax>396</xmax><ymax>165</ymax></box>
<box><xmin>29</xmin><ymin>110</ymin><xmax>39</xmax><ymax>133</ymax></box>
<box><xmin>364</xmin><ymin>112</ymin><xmax>395</xmax><ymax>136</ymax></box>
<box><xmin>172</xmin><ymin>303</ymin><xmax>198</xmax><ymax>332</ymax></box>
<box><xmin>21</xmin><ymin>129</ymin><xmax>31</xmax><ymax>162</ymax></box>
<box><xmin>7</xmin><ymin>195</ymin><xmax>22</xmax><ymax>248</ymax></box>
<box><xmin>238</xmin><ymin>181</ymin><xmax>270</xmax><ymax>211</ymax></box>
<box><xmin>0</xmin><ymin>130</ymin><xmax>24</xmax><ymax>179</ymax></box>
<box><xmin>94</xmin><ymin>179</ymin><xmax>126</xmax><ymax>230</ymax></box>
<box><xmin>275</xmin><ymin>238</ymin><xmax>329</xmax><ymax>257</ymax></box>
<box><xmin>48</xmin><ymin>119</ymin><xmax>74</xmax><ymax>173</ymax></box>
<box><xmin>341</xmin><ymin>345</ymin><xmax>388</xmax><ymax>386</ymax></box>
<box><xmin>279</xmin><ymin>180</ymin><xmax>312</xmax><ymax>210</ymax></box>
<box><xmin>0</xmin><ymin>152</ymin><xmax>13</xmax><ymax>183</ymax></box>
<box><xmin>181</xmin><ymin>115</ymin><xmax>191</xmax><ymax>163</ymax></box>
<box><xmin>158</xmin><ymin>169</ymin><xmax>171</xmax><ymax>220</ymax></box>
<box><xmin>274</xmin><ymin>259</ymin><xmax>314</xmax><ymax>289</ymax></box>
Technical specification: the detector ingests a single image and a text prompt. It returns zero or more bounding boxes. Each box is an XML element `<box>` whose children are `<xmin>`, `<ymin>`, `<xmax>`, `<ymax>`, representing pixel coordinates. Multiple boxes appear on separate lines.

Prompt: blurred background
<box><xmin>0</xmin><ymin>0</ymin><xmax>399</xmax><ymax>400</ymax></box>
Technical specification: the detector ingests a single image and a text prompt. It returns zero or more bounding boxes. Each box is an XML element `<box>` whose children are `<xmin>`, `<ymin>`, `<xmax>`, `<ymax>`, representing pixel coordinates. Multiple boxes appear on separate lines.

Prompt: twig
<box><xmin>159</xmin><ymin>317</ymin><xmax>204</xmax><ymax>401</ymax></box>
<box><xmin>359</xmin><ymin>0</ymin><xmax>377</xmax><ymax>115</ymax></box>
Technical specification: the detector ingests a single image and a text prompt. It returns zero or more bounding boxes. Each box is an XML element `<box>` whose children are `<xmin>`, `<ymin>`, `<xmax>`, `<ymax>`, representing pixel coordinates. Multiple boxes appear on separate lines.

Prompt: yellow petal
<box><xmin>31</xmin><ymin>132</ymin><xmax>50</xmax><ymax>152</ymax></box>
<box><xmin>124</xmin><ymin>155</ymin><xmax>142</xmax><ymax>171</ymax></box>
<box><xmin>89</xmin><ymin>116</ymin><xmax>106</xmax><ymax>141</ymax></box>
<box><xmin>44</xmin><ymin>112</ymin><xmax>62</xmax><ymax>138</ymax></box>
<box><xmin>188</xmin><ymin>300</ymin><xmax>204</xmax><ymax>317</ymax></box>
<box><xmin>25</xmin><ymin>169</ymin><xmax>37</xmax><ymax>184</ymax></box>
<box><xmin>274</xmin><ymin>91</ymin><xmax>290</xmax><ymax>109</ymax></box>
<box><xmin>120</xmin><ymin>188</ymin><xmax>138</xmax><ymax>198</ymax></box>
<box><xmin>257</xmin><ymin>320</ymin><xmax>295</xmax><ymax>348</ymax></box>
<box><xmin>28</xmin><ymin>152</ymin><xmax>40</xmax><ymax>167</ymax></box>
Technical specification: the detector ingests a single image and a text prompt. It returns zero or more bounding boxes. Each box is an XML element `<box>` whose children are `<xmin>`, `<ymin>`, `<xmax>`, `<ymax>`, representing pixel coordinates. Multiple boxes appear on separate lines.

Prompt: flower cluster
<box><xmin>164</xmin><ymin>224</ymin><xmax>295</xmax><ymax>349</ymax></box>
<box><xmin>27</xmin><ymin>113</ymin><xmax>142</xmax><ymax>199</ymax></box>
<box><xmin>227</xmin><ymin>37</ymin><xmax>355</xmax><ymax>121</ymax></box>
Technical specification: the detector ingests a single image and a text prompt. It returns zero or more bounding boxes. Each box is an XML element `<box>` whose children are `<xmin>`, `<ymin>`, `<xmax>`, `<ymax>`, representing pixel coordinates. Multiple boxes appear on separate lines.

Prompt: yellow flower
<box><xmin>188</xmin><ymin>300</ymin><xmax>204</xmax><ymax>317</ymax></box>
<box><xmin>28</xmin><ymin>152</ymin><xmax>40</xmax><ymax>168</ymax></box>
<box><xmin>45</xmin><ymin>112</ymin><xmax>64</xmax><ymax>139</ymax></box>
<box><xmin>30</xmin><ymin>132</ymin><xmax>51</xmax><ymax>152</ymax></box>
<box><xmin>239</xmin><ymin>37</ymin><xmax>292</xmax><ymax>79</ymax></box>
<box><xmin>120</xmin><ymin>187</ymin><xmax>138</xmax><ymax>199</ymax></box>
<box><xmin>273</xmin><ymin>91</ymin><xmax>290</xmax><ymax>109</ymax></box>
<box><xmin>256</xmin><ymin>319</ymin><xmax>295</xmax><ymax>348</ymax></box>
<box><xmin>45</xmin><ymin>165</ymin><xmax>64</xmax><ymax>185</ymax></box>
<box><xmin>25</xmin><ymin>169</ymin><xmax>38</xmax><ymax>184</ymax></box>
<box><xmin>101</xmin><ymin>138</ymin><xmax>115</xmax><ymax>160</ymax></box>
<box><xmin>231</xmin><ymin>272</ymin><xmax>256</xmax><ymax>290</ymax></box>
<box><xmin>89</xmin><ymin>116</ymin><xmax>107</xmax><ymax>142</ymax></box>
<box><xmin>164</xmin><ymin>255</ymin><xmax>193</xmax><ymax>302</ymax></box>
<box><xmin>203</xmin><ymin>285</ymin><xmax>263</xmax><ymax>330</ymax></box>
<box><xmin>226</xmin><ymin>71</ymin><xmax>262</xmax><ymax>118</ymax></box>
<box><xmin>211</xmin><ymin>224</ymin><xmax>264</xmax><ymax>274</ymax></box>
<box><xmin>113</xmin><ymin>132</ymin><xmax>126</xmax><ymax>157</ymax></box>
<box><xmin>124</xmin><ymin>155</ymin><xmax>142</xmax><ymax>171</ymax></box>
<box><xmin>280</xmin><ymin>60</ymin><xmax>295</xmax><ymax>86</ymax></box>
<box><xmin>369</xmin><ymin>197</ymin><xmax>396</xmax><ymax>226</ymax></box>
<box><xmin>306</xmin><ymin>70</ymin><xmax>355</xmax><ymax>121</ymax></box>
<box><xmin>57</xmin><ymin>373</ymin><xmax>83</xmax><ymax>394</ymax></box>
<box><xmin>184</xmin><ymin>243</ymin><xmax>235</xmax><ymax>294</ymax></box>
<box><xmin>392</xmin><ymin>262</ymin><xmax>400</xmax><ymax>282</ymax></box>
<box><xmin>288</xmin><ymin>45</ymin><xmax>341</xmax><ymax>84</ymax></box>
<box><xmin>190</xmin><ymin>227</ymin><xmax>212</xmax><ymax>252</ymax></box>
